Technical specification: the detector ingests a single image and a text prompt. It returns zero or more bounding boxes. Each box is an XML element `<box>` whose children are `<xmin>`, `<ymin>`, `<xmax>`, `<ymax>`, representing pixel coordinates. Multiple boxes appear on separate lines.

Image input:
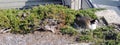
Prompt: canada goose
<box><xmin>75</xmin><ymin>15</ymin><xmax>98</xmax><ymax>30</ymax></box>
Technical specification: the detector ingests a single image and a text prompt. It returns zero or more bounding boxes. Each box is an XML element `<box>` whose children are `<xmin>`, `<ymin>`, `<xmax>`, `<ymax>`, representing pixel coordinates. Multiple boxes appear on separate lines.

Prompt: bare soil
<box><xmin>0</xmin><ymin>31</ymin><xmax>76</xmax><ymax>45</ymax></box>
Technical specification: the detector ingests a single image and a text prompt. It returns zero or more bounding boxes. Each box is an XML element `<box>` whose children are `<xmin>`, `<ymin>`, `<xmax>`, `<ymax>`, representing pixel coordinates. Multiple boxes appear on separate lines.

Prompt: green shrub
<box><xmin>118</xmin><ymin>42</ymin><xmax>120</xmax><ymax>45</ymax></box>
<box><xmin>104</xmin><ymin>40</ymin><xmax>116</xmax><ymax>45</ymax></box>
<box><xmin>77</xmin><ymin>8</ymin><xmax>104</xmax><ymax>19</ymax></box>
<box><xmin>92</xmin><ymin>26</ymin><xmax>119</xmax><ymax>45</ymax></box>
<box><xmin>0</xmin><ymin>10</ymin><xmax>10</xmax><ymax>28</ymax></box>
<box><xmin>7</xmin><ymin>14</ymin><xmax>21</xmax><ymax>33</ymax></box>
<box><xmin>81</xmin><ymin>30</ymin><xmax>92</xmax><ymax>35</ymax></box>
<box><xmin>117</xmin><ymin>33</ymin><xmax>120</xmax><ymax>41</ymax></box>
<box><xmin>30</xmin><ymin>4</ymin><xmax>76</xmax><ymax>25</ymax></box>
<box><xmin>0</xmin><ymin>4</ymin><xmax>103</xmax><ymax>34</ymax></box>
<box><xmin>93</xmin><ymin>26</ymin><xmax>114</xmax><ymax>38</ymax></box>
<box><xmin>60</xmin><ymin>26</ymin><xmax>78</xmax><ymax>36</ymax></box>
<box><xmin>0</xmin><ymin>9</ymin><xmax>34</xmax><ymax>33</ymax></box>
<box><xmin>76</xmin><ymin>35</ymin><xmax>93</xmax><ymax>42</ymax></box>
<box><xmin>76</xmin><ymin>30</ymin><xmax>93</xmax><ymax>42</ymax></box>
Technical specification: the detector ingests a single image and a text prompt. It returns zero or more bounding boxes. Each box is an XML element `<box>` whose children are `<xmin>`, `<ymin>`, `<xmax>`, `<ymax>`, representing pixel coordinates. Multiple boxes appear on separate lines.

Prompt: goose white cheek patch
<box><xmin>89</xmin><ymin>23</ymin><xmax>97</xmax><ymax>30</ymax></box>
<box><xmin>89</xmin><ymin>20</ymin><xmax>98</xmax><ymax>30</ymax></box>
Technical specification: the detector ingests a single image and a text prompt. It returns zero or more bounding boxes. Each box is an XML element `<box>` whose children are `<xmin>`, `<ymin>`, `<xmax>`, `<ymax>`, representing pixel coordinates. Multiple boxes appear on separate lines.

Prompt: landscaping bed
<box><xmin>0</xmin><ymin>4</ymin><xmax>119</xmax><ymax>45</ymax></box>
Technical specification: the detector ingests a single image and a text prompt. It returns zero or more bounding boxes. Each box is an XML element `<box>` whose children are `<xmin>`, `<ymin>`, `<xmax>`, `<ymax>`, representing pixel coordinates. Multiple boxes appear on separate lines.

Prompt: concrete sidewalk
<box><xmin>90</xmin><ymin>0</ymin><xmax>120</xmax><ymax>24</ymax></box>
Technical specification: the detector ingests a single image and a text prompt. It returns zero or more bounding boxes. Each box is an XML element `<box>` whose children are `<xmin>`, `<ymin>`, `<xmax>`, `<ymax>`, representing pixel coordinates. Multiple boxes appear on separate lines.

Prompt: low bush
<box><xmin>92</xmin><ymin>26</ymin><xmax>119</xmax><ymax>45</ymax></box>
<box><xmin>104</xmin><ymin>40</ymin><xmax>117</xmax><ymax>45</ymax></box>
<box><xmin>76</xmin><ymin>35</ymin><xmax>93</xmax><ymax>42</ymax></box>
<box><xmin>81</xmin><ymin>30</ymin><xmax>92</xmax><ymax>35</ymax></box>
<box><xmin>0</xmin><ymin>4</ymin><xmax>102</xmax><ymax>34</ymax></box>
<box><xmin>93</xmin><ymin>26</ymin><xmax>114</xmax><ymax>38</ymax></box>
<box><xmin>31</xmin><ymin>4</ymin><xmax>76</xmax><ymax>25</ymax></box>
<box><xmin>117</xmin><ymin>33</ymin><xmax>120</xmax><ymax>41</ymax></box>
<box><xmin>60</xmin><ymin>26</ymin><xmax>78</xmax><ymax>36</ymax></box>
<box><xmin>77</xmin><ymin>8</ymin><xmax>105</xmax><ymax>19</ymax></box>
